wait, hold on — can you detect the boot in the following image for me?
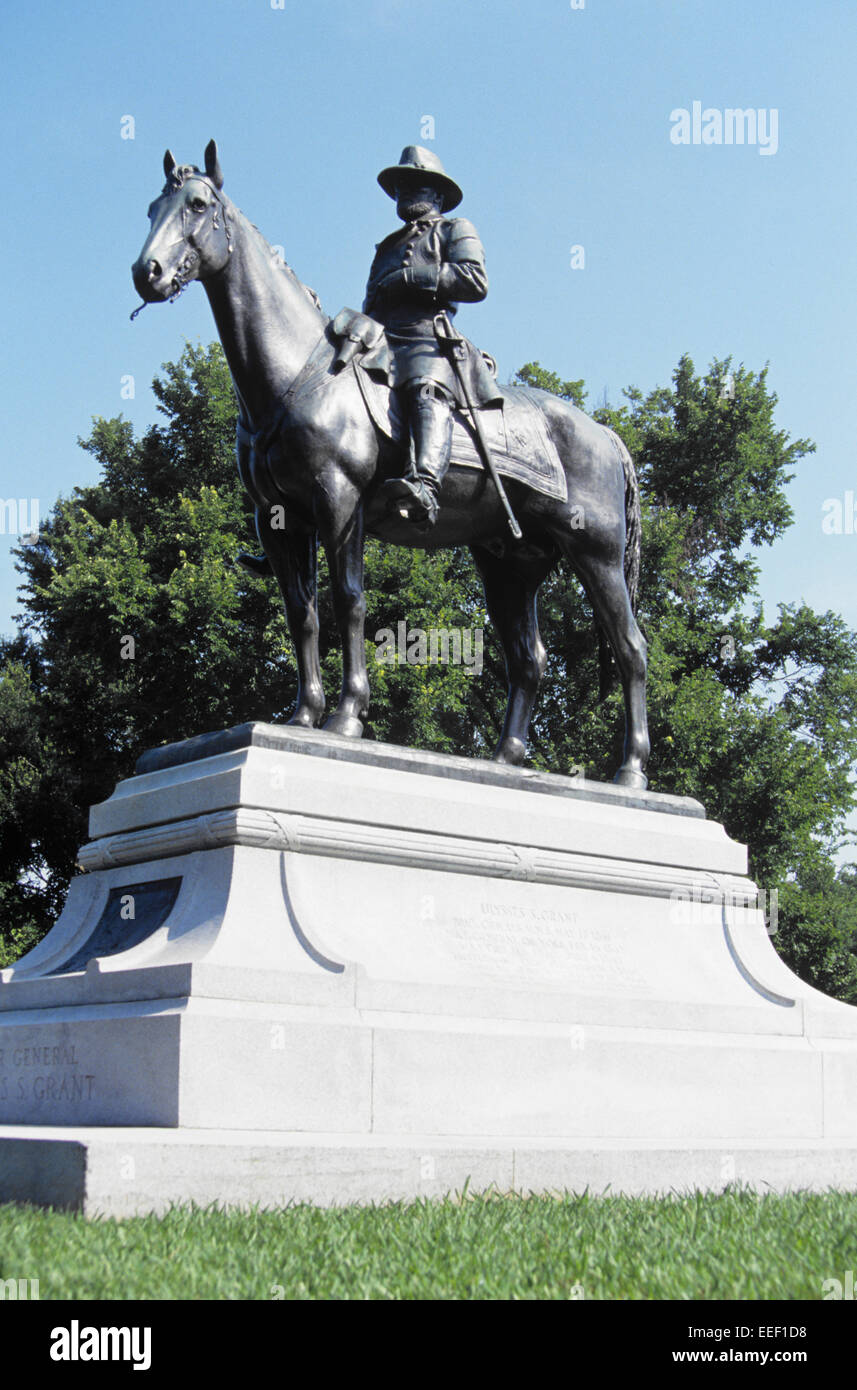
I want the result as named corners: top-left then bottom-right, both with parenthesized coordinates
top-left (378, 386), bottom-right (453, 526)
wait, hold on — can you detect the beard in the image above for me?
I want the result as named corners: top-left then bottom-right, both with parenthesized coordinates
top-left (397, 194), bottom-right (439, 222)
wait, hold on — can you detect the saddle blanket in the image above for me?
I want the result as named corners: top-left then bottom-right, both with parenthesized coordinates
top-left (355, 367), bottom-right (568, 503)
top-left (275, 325), bottom-right (568, 505)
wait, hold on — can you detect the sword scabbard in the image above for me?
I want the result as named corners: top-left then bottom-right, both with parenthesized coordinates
top-left (433, 314), bottom-right (522, 540)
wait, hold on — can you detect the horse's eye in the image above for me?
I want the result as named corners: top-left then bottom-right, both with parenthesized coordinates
top-left (190, 198), bottom-right (207, 213)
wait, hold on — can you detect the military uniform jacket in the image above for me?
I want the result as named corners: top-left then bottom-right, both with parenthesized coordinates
top-left (362, 214), bottom-right (501, 407)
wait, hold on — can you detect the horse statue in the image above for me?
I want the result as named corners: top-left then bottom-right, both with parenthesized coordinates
top-left (131, 142), bottom-right (649, 788)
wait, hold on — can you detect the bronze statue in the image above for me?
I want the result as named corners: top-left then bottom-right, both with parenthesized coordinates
top-left (131, 142), bottom-right (649, 786)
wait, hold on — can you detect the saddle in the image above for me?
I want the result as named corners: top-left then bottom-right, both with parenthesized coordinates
top-left (330, 308), bottom-right (568, 503)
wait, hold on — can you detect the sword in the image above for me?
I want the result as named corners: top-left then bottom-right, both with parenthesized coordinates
top-left (433, 312), bottom-right (522, 540)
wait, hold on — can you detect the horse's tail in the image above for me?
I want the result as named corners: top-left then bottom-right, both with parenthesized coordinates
top-left (598, 430), bottom-right (641, 700)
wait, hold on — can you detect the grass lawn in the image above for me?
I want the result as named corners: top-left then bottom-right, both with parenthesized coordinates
top-left (1, 1187), bottom-right (855, 1300)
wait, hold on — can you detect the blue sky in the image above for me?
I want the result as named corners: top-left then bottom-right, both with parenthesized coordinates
top-left (1, 0), bottom-right (855, 648)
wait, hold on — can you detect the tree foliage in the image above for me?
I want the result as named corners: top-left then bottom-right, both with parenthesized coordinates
top-left (1, 343), bottom-right (855, 997)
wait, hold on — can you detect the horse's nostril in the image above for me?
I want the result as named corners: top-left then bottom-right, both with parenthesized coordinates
top-left (147, 259), bottom-right (161, 282)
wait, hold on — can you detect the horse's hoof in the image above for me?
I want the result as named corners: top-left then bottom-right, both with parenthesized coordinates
top-left (613, 767), bottom-right (648, 791)
top-left (287, 708), bottom-right (323, 729)
top-left (323, 713), bottom-right (364, 739)
top-left (493, 737), bottom-right (526, 766)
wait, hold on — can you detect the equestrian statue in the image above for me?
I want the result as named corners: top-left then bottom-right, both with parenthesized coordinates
top-left (131, 141), bottom-right (649, 787)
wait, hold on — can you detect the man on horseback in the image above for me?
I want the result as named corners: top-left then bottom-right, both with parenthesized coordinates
top-left (132, 141), bottom-right (650, 785)
top-left (364, 146), bottom-right (501, 527)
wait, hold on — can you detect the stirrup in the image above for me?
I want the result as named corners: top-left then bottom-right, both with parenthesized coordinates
top-left (378, 476), bottom-right (421, 501)
top-left (389, 479), bottom-right (439, 525)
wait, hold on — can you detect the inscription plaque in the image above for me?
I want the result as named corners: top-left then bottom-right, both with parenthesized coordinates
top-left (429, 897), bottom-right (649, 990)
top-left (0, 1043), bottom-right (95, 1106)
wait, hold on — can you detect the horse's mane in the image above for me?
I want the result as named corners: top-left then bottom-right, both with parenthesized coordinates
top-left (164, 164), bottom-right (325, 315)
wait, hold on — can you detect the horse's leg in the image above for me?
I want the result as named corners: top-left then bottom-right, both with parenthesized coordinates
top-left (566, 550), bottom-right (649, 788)
top-left (315, 480), bottom-right (370, 738)
top-left (257, 508), bottom-right (325, 728)
top-left (471, 543), bottom-right (553, 766)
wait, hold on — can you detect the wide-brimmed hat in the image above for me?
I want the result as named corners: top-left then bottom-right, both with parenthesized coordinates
top-left (377, 146), bottom-right (462, 211)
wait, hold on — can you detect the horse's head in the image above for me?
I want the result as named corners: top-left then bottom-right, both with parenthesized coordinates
top-left (132, 141), bottom-right (232, 305)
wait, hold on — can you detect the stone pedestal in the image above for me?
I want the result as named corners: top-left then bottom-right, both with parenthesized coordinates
top-left (1, 724), bottom-right (856, 1214)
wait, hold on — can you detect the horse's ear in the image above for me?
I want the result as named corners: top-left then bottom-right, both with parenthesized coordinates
top-left (163, 149), bottom-right (177, 181)
top-left (204, 140), bottom-right (223, 190)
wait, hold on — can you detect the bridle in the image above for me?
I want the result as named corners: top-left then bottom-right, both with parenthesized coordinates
top-left (131, 172), bottom-right (233, 321)
top-left (178, 173), bottom-right (234, 256)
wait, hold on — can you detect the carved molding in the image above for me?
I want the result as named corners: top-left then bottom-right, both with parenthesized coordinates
top-left (78, 807), bottom-right (757, 906)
